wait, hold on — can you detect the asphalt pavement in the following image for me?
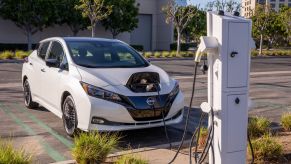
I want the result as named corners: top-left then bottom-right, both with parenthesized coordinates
top-left (0, 57), bottom-right (291, 163)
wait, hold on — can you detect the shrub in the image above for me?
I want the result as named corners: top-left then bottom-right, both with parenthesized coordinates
top-left (115, 154), bottom-right (148, 164)
top-left (251, 51), bottom-right (258, 57)
top-left (169, 51), bottom-right (177, 58)
top-left (170, 42), bottom-right (197, 51)
top-left (179, 51), bottom-right (187, 57)
top-left (0, 139), bottom-right (32, 164)
top-left (248, 117), bottom-right (271, 138)
top-left (161, 51), bottom-right (170, 58)
top-left (130, 45), bottom-right (144, 52)
top-left (248, 135), bottom-right (282, 162)
top-left (153, 52), bottom-right (161, 58)
top-left (15, 50), bottom-right (30, 59)
top-left (143, 52), bottom-right (152, 58)
top-left (72, 132), bottom-right (120, 164)
top-left (198, 127), bottom-right (208, 149)
top-left (0, 51), bottom-right (14, 59)
top-left (281, 113), bottom-right (291, 131)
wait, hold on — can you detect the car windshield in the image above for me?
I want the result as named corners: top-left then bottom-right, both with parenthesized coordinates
top-left (66, 40), bottom-right (149, 68)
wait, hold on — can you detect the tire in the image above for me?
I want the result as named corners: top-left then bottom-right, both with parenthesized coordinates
top-left (62, 95), bottom-right (79, 137)
top-left (23, 79), bottom-right (38, 109)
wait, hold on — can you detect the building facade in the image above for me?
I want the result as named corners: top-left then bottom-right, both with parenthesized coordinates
top-left (0, 0), bottom-right (174, 51)
top-left (242, 0), bottom-right (291, 17)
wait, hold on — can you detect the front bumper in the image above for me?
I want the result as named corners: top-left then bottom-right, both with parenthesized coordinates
top-left (79, 91), bottom-right (184, 131)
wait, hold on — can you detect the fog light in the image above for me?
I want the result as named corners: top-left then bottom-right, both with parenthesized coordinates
top-left (91, 117), bottom-right (105, 124)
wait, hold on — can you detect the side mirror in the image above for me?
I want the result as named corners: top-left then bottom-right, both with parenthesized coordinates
top-left (45, 59), bottom-right (59, 68)
top-left (60, 63), bottom-right (69, 70)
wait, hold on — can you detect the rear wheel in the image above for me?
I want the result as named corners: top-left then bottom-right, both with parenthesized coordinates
top-left (62, 95), bottom-right (78, 137)
top-left (23, 80), bottom-right (38, 109)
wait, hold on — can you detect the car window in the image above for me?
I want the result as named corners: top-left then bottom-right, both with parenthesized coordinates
top-left (38, 42), bottom-right (50, 60)
top-left (47, 41), bottom-right (65, 64)
top-left (60, 54), bottom-right (69, 70)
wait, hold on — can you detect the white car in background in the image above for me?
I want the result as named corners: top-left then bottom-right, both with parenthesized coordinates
top-left (22, 37), bottom-right (184, 136)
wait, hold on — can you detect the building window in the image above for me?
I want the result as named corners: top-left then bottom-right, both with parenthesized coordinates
top-left (271, 3), bottom-right (276, 8)
top-left (279, 0), bottom-right (285, 2)
top-left (289, 3), bottom-right (291, 7)
top-left (270, 0), bottom-right (276, 2)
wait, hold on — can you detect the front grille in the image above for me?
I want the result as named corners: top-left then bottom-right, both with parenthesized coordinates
top-left (128, 108), bottom-right (170, 121)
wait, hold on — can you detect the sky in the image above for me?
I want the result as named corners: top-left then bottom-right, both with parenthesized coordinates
top-left (188, 0), bottom-right (241, 9)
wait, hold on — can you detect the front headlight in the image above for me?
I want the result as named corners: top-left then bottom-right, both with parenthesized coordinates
top-left (169, 82), bottom-right (179, 97)
top-left (80, 82), bottom-right (122, 102)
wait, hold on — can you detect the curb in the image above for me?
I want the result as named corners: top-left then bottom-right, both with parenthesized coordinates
top-left (0, 59), bottom-right (24, 63)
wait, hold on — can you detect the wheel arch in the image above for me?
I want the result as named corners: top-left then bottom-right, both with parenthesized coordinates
top-left (61, 91), bottom-right (71, 111)
top-left (23, 75), bottom-right (28, 85)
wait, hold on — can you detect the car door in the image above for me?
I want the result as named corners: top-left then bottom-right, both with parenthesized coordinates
top-left (31, 41), bottom-right (51, 99)
top-left (41, 41), bottom-right (67, 111)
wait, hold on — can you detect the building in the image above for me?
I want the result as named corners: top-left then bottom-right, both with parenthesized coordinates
top-left (242, 0), bottom-right (291, 17)
top-left (0, 0), bottom-right (174, 51)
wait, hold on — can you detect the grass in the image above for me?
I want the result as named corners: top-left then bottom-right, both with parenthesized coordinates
top-left (153, 52), bottom-right (161, 58)
top-left (143, 52), bottom-right (152, 58)
top-left (248, 116), bottom-right (271, 139)
top-left (198, 127), bottom-right (208, 149)
top-left (0, 138), bottom-right (32, 164)
top-left (161, 51), bottom-right (170, 58)
top-left (281, 113), bottom-right (291, 131)
top-left (115, 154), bottom-right (148, 164)
top-left (15, 50), bottom-right (31, 59)
top-left (72, 131), bottom-right (120, 164)
top-left (251, 49), bottom-right (291, 57)
top-left (248, 135), bottom-right (283, 162)
top-left (0, 50), bottom-right (14, 59)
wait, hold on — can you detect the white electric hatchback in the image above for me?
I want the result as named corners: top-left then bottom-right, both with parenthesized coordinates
top-left (22, 37), bottom-right (184, 136)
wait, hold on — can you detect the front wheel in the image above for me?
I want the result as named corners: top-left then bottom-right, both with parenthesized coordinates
top-left (23, 79), bottom-right (38, 109)
top-left (62, 95), bottom-right (79, 137)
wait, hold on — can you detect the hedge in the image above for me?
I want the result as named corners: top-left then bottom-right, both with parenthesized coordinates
top-left (170, 42), bottom-right (197, 51)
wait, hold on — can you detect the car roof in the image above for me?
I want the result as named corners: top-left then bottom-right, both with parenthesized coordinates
top-left (40, 37), bottom-right (122, 43)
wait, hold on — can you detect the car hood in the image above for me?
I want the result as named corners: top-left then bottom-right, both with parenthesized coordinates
top-left (76, 65), bottom-right (172, 87)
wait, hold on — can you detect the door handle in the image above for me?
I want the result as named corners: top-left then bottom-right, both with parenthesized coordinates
top-left (41, 68), bottom-right (46, 72)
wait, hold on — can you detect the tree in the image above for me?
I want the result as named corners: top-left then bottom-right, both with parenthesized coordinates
top-left (76, 0), bottom-right (112, 37)
top-left (182, 7), bottom-right (206, 43)
top-left (279, 7), bottom-right (291, 46)
top-left (251, 4), bottom-right (273, 54)
top-left (162, 0), bottom-right (198, 55)
top-left (264, 11), bottom-right (286, 48)
top-left (57, 0), bottom-right (90, 36)
top-left (101, 0), bottom-right (139, 39)
top-left (206, 0), bottom-right (240, 13)
top-left (0, 0), bottom-right (56, 50)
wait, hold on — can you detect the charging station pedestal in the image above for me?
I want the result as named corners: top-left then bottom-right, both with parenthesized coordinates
top-left (204, 12), bottom-right (254, 164)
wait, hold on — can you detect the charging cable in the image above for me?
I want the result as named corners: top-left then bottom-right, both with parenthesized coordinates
top-left (169, 62), bottom-right (199, 164)
top-left (154, 83), bottom-right (172, 149)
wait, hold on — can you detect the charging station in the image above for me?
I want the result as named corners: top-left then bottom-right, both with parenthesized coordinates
top-left (194, 11), bottom-right (255, 164)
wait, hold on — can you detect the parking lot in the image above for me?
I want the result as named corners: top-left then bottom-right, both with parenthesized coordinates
top-left (0, 57), bottom-right (291, 163)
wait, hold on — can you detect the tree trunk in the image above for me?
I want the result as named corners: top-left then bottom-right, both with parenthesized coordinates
top-left (91, 21), bottom-right (95, 37)
top-left (259, 34), bottom-right (263, 55)
top-left (177, 30), bottom-right (181, 56)
top-left (27, 31), bottom-right (32, 51)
